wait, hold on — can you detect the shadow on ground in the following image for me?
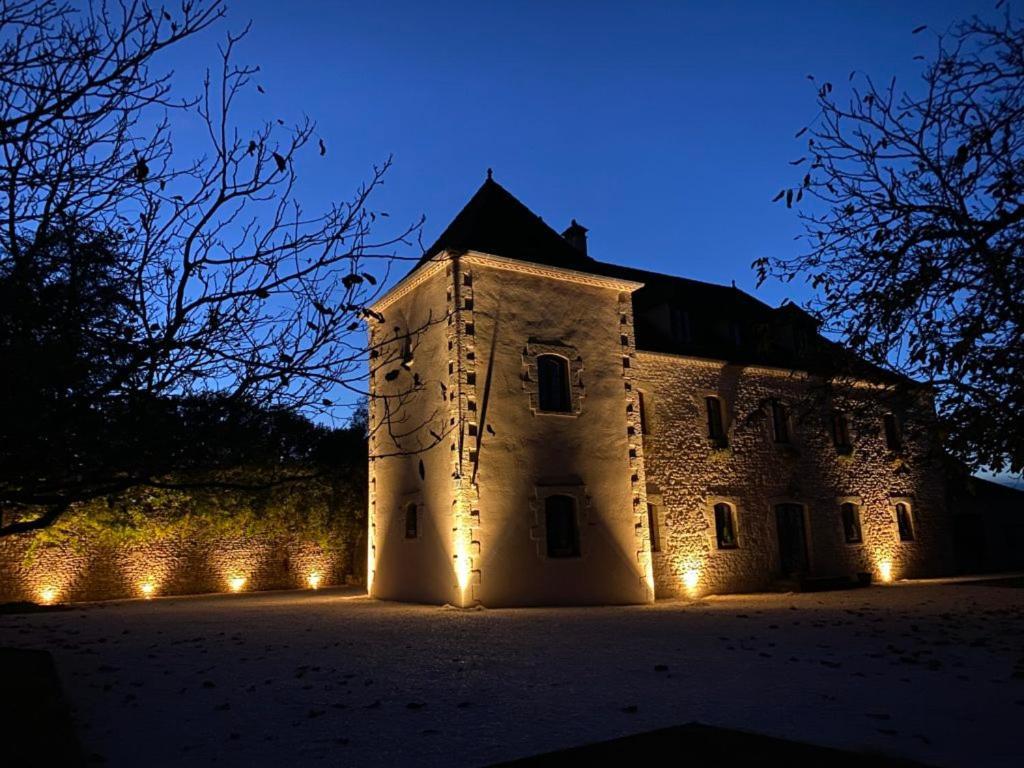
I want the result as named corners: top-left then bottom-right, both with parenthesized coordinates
top-left (495, 722), bottom-right (932, 767)
top-left (0, 647), bottom-right (84, 767)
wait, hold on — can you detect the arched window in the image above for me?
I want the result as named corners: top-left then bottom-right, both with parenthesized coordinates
top-left (895, 502), bottom-right (914, 541)
top-left (404, 503), bottom-right (418, 539)
top-left (714, 502), bottom-right (738, 549)
top-left (544, 494), bottom-right (580, 558)
top-left (537, 354), bottom-right (571, 413)
top-left (841, 502), bottom-right (862, 544)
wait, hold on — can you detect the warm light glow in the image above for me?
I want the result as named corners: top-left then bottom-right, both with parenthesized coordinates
top-left (140, 582), bottom-right (155, 598)
top-left (878, 561), bottom-right (893, 583)
top-left (683, 568), bottom-right (700, 592)
top-left (39, 586), bottom-right (57, 605)
top-left (307, 572), bottom-right (322, 590)
top-left (229, 576), bottom-right (247, 593)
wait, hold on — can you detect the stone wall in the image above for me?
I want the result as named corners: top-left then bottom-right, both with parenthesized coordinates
top-left (0, 514), bottom-right (361, 605)
top-left (635, 351), bottom-right (953, 597)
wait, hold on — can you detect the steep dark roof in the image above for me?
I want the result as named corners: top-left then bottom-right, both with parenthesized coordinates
top-left (414, 176), bottom-right (909, 382)
top-left (419, 176), bottom-right (595, 271)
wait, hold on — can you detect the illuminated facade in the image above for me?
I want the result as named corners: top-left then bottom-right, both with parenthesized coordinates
top-left (367, 178), bottom-right (952, 606)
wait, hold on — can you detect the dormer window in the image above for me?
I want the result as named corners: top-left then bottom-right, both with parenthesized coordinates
top-left (537, 354), bottom-right (571, 413)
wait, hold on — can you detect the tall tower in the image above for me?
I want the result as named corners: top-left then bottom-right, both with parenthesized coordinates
top-left (367, 177), bottom-right (655, 606)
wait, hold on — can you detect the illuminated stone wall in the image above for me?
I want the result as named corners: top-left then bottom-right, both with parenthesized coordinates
top-left (0, 521), bottom-right (357, 605)
top-left (635, 351), bottom-right (953, 597)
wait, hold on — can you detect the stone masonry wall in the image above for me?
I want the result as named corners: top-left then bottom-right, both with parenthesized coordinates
top-left (635, 351), bottom-right (953, 598)
top-left (0, 521), bottom-right (356, 605)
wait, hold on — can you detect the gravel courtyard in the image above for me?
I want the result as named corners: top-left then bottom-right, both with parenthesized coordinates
top-left (2, 579), bottom-right (1023, 767)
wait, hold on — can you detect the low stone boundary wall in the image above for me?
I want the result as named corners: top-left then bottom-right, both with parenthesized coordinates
top-left (0, 527), bottom-right (362, 604)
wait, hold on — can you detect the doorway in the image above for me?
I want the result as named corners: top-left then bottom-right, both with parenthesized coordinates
top-left (775, 503), bottom-right (809, 576)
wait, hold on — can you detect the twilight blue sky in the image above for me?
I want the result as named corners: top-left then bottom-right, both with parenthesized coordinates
top-left (162, 0), bottom-right (995, 307)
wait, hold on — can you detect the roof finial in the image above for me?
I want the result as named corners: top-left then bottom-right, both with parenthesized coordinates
top-left (486, 167), bottom-right (493, 181)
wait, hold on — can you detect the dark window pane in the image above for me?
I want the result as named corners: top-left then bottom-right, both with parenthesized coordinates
top-left (537, 355), bottom-right (571, 412)
top-left (545, 495), bottom-right (580, 557)
top-left (706, 397), bottom-right (726, 443)
top-left (771, 400), bottom-right (789, 443)
top-left (883, 414), bottom-right (902, 451)
top-left (405, 504), bottom-right (418, 539)
top-left (646, 503), bottom-right (660, 552)
top-left (896, 503), bottom-right (914, 541)
top-left (714, 503), bottom-right (737, 549)
top-left (841, 502), bottom-right (862, 543)
top-left (832, 412), bottom-right (851, 451)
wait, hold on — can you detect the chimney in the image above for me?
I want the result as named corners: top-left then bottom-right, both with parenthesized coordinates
top-left (562, 219), bottom-right (588, 256)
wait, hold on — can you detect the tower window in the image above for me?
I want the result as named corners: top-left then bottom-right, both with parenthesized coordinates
top-left (895, 502), bottom-right (914, 541)
top-left (706, 396), bottom-right (726, 444)
top-left (841, 502), bottom-right (862, 544)
top-left (537, 354), bottom-right (571, 413)
top-left (770, 400), bottom-right (790, 444)
top-left (404, 503), bottom-right (418, 539)
top-left (545, 495), bottom-right (580, 558)
top-left (714, 502), bottom-right (738, 549)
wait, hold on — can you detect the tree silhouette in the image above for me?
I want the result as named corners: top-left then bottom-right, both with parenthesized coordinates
top-left (0, 1), bottom-right (430, 534)
top-left (758, 9), bottom-right (1024, 477)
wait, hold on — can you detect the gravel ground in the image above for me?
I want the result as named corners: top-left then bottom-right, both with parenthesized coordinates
top-left (2, 579), bottom-right (1022, 767)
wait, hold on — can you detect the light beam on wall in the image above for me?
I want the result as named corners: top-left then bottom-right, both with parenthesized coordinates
top-left (683, 568), bottom-right (700, 593)
top-left (140, 581), bottom-right (156, 599)
top-left (878, 560), bottom-right (893, 583)
top-left (39, 586), bottom-right (58, 605)
top-left (307, 572), bottom-right (322, 590)
top-left (229, 576), bottom-right (247, 593)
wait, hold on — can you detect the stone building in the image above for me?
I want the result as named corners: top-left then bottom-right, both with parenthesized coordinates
top-left (367, 176), bottom-right (953, 606)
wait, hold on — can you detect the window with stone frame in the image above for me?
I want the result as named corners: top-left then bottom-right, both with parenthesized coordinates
top-left (840, 502), bottom-right (862, 544)
top-left (714, 502), bottom-right (738, 549)
top-left (831, 412), bottom-right (852, 453)
top-left (706, 396), bottom-right (727, 445)
top-left (895, 502), bottom-right (914, 541)
top-left (545, 494), bottom-right (580, 558)
top-left (523, 342), bottom-right (583, 415)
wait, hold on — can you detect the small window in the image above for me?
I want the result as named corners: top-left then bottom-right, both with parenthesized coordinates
top-left (714, 502), bottom-right (738, 549)
top-left (404, 503), bottom-right (418, 539)
top-left (638, 391), bottom-right (650, 435)
top-left (770, 400), bottom-right (790, 444)
top-left (883, 413), bottom-right (902, 451)
top-left (895, 502), bottom-right (914, 541)
top-left (537, 354), bottom-right (571, 413)
top-left (841, 502), bottom-right (862, 544)
top-left (646, 503), bottom-right (661, 552)
top-left (831, 412), bottom-right (852, 452)
top-left (670, 306), bottom-right (691, 344)
top-left (545, 495), bottom-right (580, 558)
top-left (706, 396), bottom-right (726, 444)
